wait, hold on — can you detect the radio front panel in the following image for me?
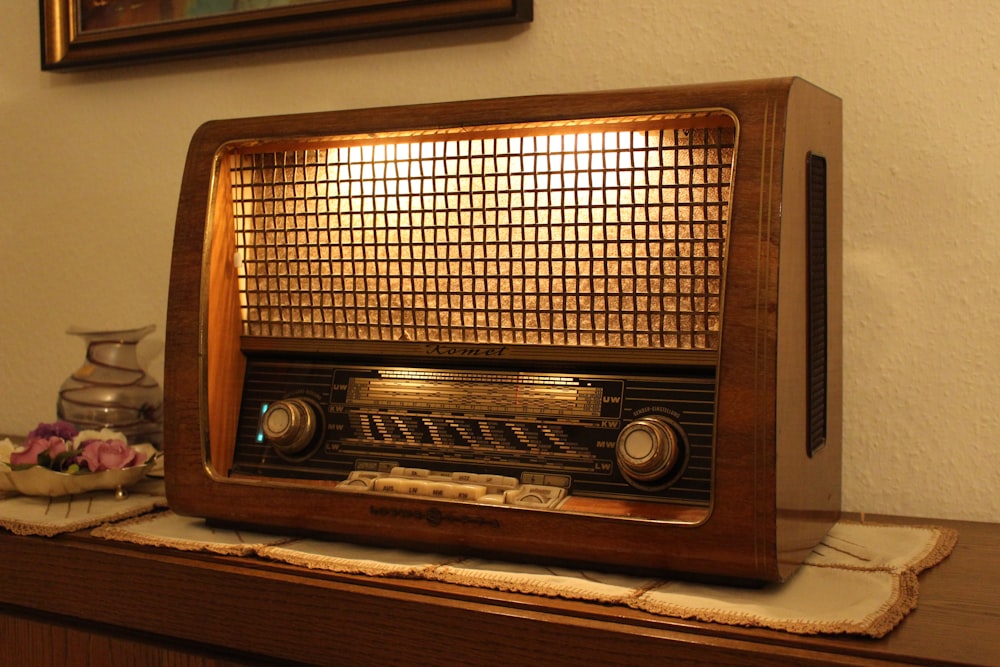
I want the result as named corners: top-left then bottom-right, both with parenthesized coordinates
top-left (220, 110), bottom-right (732, 522)
top-left (229, 359), bottom-right (715, 519)
top-left (165, 78), bottom-right (842, 582)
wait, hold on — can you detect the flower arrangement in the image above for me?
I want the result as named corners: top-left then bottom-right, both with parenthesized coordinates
top-left (1, 420), bottom-right (151, 474)
top-left (0, 421), bottom-right (157, 497)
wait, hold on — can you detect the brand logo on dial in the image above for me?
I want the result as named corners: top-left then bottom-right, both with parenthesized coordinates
top-left (369, 505), bottom-right (501, 529)
top-left (425, 344), bottom-right (508, 357)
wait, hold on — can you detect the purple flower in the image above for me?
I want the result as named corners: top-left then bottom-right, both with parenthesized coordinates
top-left (25, 420), bottom-right (78, 441)
top-left (76, 439), bottom-right (146, 472)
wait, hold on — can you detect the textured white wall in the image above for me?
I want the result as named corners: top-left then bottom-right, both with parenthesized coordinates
top-left (2, 1), bottom-right (998, 521)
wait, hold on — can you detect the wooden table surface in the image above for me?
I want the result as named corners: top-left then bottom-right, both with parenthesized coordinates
top-left (0, 513), bottom-right (997, 666)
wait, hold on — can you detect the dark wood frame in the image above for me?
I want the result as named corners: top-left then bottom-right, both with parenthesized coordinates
top-left (39, 0), bottom-right (532, 71)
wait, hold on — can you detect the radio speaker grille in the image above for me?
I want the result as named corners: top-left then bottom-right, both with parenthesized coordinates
top-left (227, 114), bottom-right (736, 350)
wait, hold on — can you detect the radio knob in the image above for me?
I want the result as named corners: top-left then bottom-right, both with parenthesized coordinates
top-left (261, 397), bottom-right (317, 456)
top-left (615, 417), bottom-right (680, 483)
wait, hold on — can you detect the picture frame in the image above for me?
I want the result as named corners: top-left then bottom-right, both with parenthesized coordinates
top-left (40, 0), bottom-right (532, 71)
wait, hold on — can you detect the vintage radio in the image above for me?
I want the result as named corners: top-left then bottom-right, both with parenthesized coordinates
top-left (165, 77), bottom-right (842, 583)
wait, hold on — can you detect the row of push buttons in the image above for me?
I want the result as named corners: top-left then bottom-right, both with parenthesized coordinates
top-left (334, 466), bottom-right (567, 509)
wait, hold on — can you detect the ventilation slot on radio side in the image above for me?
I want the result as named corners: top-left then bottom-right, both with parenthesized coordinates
top-left (806, 153), bottom-right (828, 456)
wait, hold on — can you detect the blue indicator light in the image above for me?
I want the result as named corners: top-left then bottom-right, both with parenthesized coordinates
top-left (256, 403), bottom-right (269, 443)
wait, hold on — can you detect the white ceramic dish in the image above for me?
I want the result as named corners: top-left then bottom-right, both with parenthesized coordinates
top-left (3, 461), bottom-right (154, 497)
top-left (0, 469), bottom-right (15, 493)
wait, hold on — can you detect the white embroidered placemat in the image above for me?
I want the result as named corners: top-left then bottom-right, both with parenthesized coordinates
top-left (90, 512), bottom-right (957, 638)
top-left (0, 479), bottom-right (167, 537)
top-left (92, 510), bottom-right (291, 555)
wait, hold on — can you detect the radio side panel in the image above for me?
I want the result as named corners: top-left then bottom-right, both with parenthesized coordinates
top-left (773, 80), bottom-right (843, 578)
top-left (709, 81), bottom-right (791, 581)
top-left (165, 128), bottom-right (221, 511)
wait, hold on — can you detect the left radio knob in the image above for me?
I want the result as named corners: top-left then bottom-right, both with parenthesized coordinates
top-left (261, 397), bottom-right (317, 456)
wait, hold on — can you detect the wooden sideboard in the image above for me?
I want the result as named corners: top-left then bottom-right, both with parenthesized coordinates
top-left (0, 514), bottom-right (997, 666)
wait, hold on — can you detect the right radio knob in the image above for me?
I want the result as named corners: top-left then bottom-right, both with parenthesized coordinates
top-left (615, 417), bottom-right (681, 483)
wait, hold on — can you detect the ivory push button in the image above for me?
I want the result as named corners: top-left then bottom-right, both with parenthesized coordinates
top-left (335, 466), bottom-right (567, 508)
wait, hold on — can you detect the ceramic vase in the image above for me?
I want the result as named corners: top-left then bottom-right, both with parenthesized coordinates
top-left (56, 324), bottom-right (163, 449)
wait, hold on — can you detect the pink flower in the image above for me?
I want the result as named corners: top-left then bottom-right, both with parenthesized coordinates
top-left (76, 439), bottom-right (146, 472)
top-left (10, 436), bottom-right (68, 466)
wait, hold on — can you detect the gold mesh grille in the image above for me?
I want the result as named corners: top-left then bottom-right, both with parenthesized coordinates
top-left (229, 113), bottom-right (736, 349)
